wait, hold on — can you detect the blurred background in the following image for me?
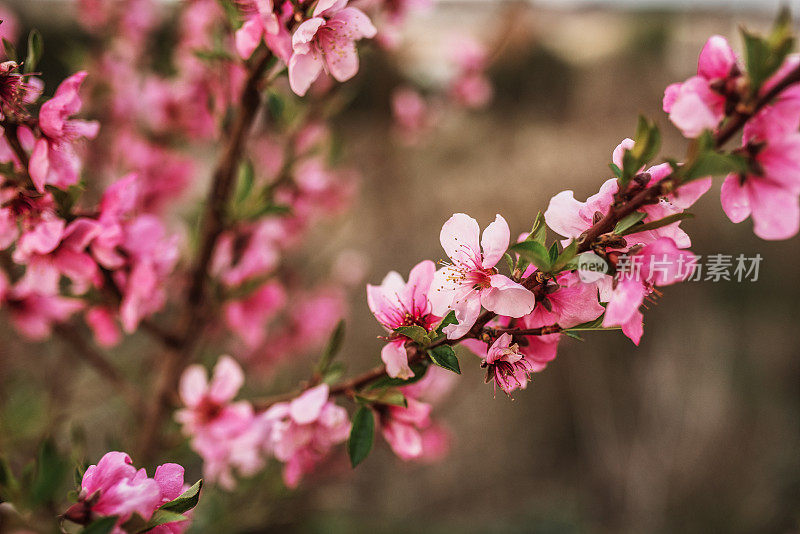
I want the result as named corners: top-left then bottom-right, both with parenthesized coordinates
top-left (1, 0), bottom-right (799, 533)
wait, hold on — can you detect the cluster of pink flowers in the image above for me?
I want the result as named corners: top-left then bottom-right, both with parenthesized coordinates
top-left (665, 36), bottom-right (800, 239)
top-left (63, 451), bottom-right (190, 532)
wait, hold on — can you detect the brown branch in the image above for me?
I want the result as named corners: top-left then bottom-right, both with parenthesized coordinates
top-left (136, 50), bottom-right (273, 460)
top-left (252, 59), bottom-right (800, 414)
top-left (715, 62), bottom-right (800, 149)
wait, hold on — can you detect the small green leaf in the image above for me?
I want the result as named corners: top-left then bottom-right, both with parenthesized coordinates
top-left (235, 160), bottom-right (255, 203)
top-left (433, 311), bottom-right (458, 338)
top-left (741, 11), bottom-right (794, 93)
top-left (368, 362), bottom-right (429, 389)
top-left (355, 389), bottom-right (407, 407)
top-left (684, 151), bottom-right (748, 181)
top-left (510, 241), bottom-right (551, 271)
top-left (394, 325), bottom-right (429, 345)
top-left (316, 320), bottom-right (345, 374)
top-left (503, 252), bottom-right (515, 273)
top-left (427, 345), bottom-right (460, 374)
top-left (528, 211), bottom-right (547, 245)
top-left (159, 480), bottom-right (202, 514)
top-left (24, 29), bottom-right (43, 74)
top-left (79, 516), bottom-right (119, 534)
top-left (613, 212), bottom-right (646, 235)
top-left (31, 438), bottom-right (67, 505)
top-left (143, 510), bottom-right (188, 531)
top-left (617, 213), bottom-right (694, 236)
top-left (548, 242), bottom-right (559, 264)
top-left (347, 406), bottom-right (375, 468)
top-left (551, 240), bottom-right (578, 272)
top-left (609, 163), bottom-right (623, 178)
top-left (3, 38), bottom-right (16, 62)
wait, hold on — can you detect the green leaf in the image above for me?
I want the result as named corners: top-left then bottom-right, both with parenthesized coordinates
top-left (609, 163), bottom-right (623, 178)
top-left (620, 116), bottom-right (661, 186)
top-left (510, 241), bottom-right (551, 271)
top-left (347, 406), bottom-right (375, 468)
top-left (632, 116), bottom-right (661, 164)
top-left (617, 213), bottom-right (694, 236)
top-left (741, 10), bottom-right (794, 93)
top-left (143, 510), bottom-right (188, 531)
top-left (355, 389), bottom-right (407, 407)
top-left (433, 311), bottom-right (458, 338)
top-left (159, 480), bottom-right (202, 514)
top-left (566, 315), bottom-right (605, 330)
top-left (528, 211), bottom-right (547, 245)
top-left (316, 320), bottom-right (345, 374)
top-left (368, 362), bottom-right (429, 389)
top-left (235, 160), bottom-right (255, 203)
top-left (551, 240), bottom-right (578, 272)
top-left (79, 516), bottom-right (119, 534)
top-left (613, 212), bottom-right (646, 235)
top-left (31, 438), bottom-right (67, 505)
top-left (548, 242), bottom-right (559, 264)
top-left (24, 30), bottom-right (43, 74)
top-left (394, 325), bottom-right (429, 345)
top-left (503, 252), bottom-right (515, 273)
top-left (2, 38), bottom-right (16, 62)
top-left (427, 345), bottom-right (460, 374)
top-left (683, 151), bottom-right (748, 181)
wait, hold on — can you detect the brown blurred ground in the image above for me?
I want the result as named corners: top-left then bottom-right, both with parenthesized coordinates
top-left (1, 3), bottom-right (799, 533)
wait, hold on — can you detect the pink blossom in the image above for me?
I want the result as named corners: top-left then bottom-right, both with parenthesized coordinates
top-left (263, 384), bottom-right (350, 488)
top-left (224, 281), bottom-right (287, 348)
top-left (2, 284), bottom-right (83, 340)
top-left (29, 71), bottom-right (99, 192)
top-left (235, 0), bottom-right (280, 59)
top-left (177, 356), bottom-right (269, 489)
top-left (14, 218), bottom-right (101, 296)
top-left (212, 219), bottom-right (283, 288)
top-left (379, 397), bottom-right (433, 460)
top-left (391, 87), bottom-right (435, 143)
top-left (663, 36), bottom-right (738, 138)
top-left (368, 260), bottom-right (439, 379)
top-left (602, 237), bottom-right (696, 344)
top-left (545, 179), bottom-right (618, 244)
top-left (429, 214), bottom-right (535, 339)
top-left (720, 83), bottom-right (800, 240)
top-left (478, 332), bottom-right (536, 395)
top-left (86, 306), bottom-right (122, 348)
top-left (64, 452), bottom-right (189, 532)
top-left (288, 0), bottom-right (377, 96)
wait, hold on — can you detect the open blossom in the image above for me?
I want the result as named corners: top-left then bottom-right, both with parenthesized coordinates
top-left (367, 260), bottom-right (439, 379)
top-left (63, 452), bottom-right (189, 532)
top-left (720, 64), bottom-right (800, 240)
top-left (663, 35), bottom-right (739, 138)
top-left (287, 0), bottom-right (377, 96)
top-left (177, 356), bottom-right (269, 489)
top-left (429, 214), bottom-right (535, 339)
top-left (263, 384), bottom-right (350, 488)
top-left (479, 332), bottom-right (535, 395)
top-left (29, 71), bottom-right (99, 192)
top-left (602, 237), bottom-right (696, 344)
top-left (447, 35), bottom-right (492, 109)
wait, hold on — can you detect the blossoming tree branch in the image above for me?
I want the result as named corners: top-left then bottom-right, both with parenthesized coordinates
top-left (0, 0), bottom-right (798, 531)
